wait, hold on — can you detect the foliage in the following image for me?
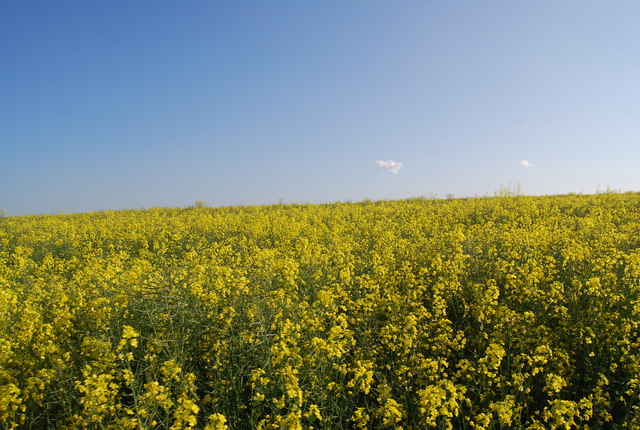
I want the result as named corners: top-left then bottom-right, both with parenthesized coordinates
top-left (1, 193), bottom-right (640, 428)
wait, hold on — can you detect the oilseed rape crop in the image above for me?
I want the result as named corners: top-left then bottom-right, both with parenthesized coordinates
top-left (1, 193), bottom-right (640, 429)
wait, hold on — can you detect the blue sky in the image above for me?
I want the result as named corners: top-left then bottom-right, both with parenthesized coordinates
top-left (1, 1), bottom-right (639, 215)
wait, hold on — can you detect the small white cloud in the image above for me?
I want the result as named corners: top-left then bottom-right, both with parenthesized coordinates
top-left (375, 160), bottom-right (403, 174)
top-left (520, 160), bottom-right (535, 168)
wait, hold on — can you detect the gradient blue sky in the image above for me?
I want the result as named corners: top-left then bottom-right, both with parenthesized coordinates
top-left (2, 1), bottom-right (639, 215)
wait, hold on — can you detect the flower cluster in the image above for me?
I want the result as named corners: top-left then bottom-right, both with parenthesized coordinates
top-left (1, 193), bottom-right (639, 428)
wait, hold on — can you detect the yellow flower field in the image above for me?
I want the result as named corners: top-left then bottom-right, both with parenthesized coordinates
top-left (1, 193), bottom-right (639, 428)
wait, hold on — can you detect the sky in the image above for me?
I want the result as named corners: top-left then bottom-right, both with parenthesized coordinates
top-left (1, 1), bottom-right (639, 216)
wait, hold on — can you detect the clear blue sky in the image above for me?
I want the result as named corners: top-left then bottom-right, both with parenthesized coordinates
top-left (2, 1), bottom-right (639, 215)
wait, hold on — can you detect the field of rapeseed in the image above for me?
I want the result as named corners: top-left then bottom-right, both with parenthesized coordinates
top-left (1, 193), bottom-right (640, 429)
